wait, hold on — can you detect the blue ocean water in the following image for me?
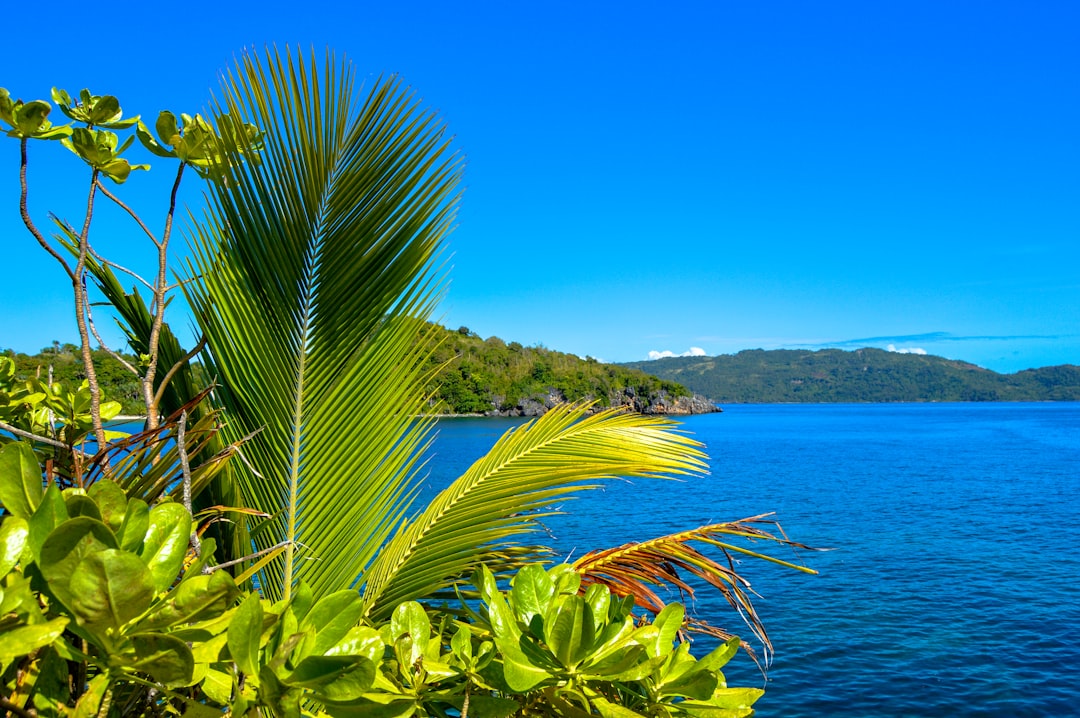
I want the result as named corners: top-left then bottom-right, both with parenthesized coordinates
top-left (418, 403), bottom-right (1080, 717)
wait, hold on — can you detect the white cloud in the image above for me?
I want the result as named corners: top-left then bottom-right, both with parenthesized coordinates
top-left (647, 347), bottom-right (706, 360)
top-left (886, 344), bottom-right (927, 355)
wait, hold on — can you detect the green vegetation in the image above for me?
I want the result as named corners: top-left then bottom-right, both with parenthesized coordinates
top-left (419, 324), bottom-right (692, 414)
top-left (2, 343), bottom-right (144, 414)
top-left (0, 50), bottom-right (812, 716)
top-left (622, 348), bottom-right (1080, 403)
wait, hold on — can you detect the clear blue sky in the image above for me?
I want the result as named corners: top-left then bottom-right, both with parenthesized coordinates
top-left (2, 1), bottom-right (1077, 373)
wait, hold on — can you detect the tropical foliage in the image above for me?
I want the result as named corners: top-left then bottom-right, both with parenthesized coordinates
top-left (0, 47), bottom-right (814, 716)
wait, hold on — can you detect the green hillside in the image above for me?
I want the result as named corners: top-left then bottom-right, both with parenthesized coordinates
top-left (417, 324), bottom-right (701, 414)
top-left (621, 348), bottom-right (1080, 403)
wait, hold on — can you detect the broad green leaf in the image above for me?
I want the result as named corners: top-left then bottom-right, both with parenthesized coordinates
top-left (286, 654), bottom-right (375, 700)
top-left (511, 563), bottom-right (554, 627)
top-left (137, 570), bottom-right (237, 631)
top-left (0, 617), bottom-right (68, 669)
top-left (27, 485), bottom-right (67, 560)
top-left (116, 498), bottom-right (149, 552)
top-left (128, 632), bottom-right (195, 687)
top-left (140, 502), bottom-right (192, 593)
top-left (301, 589), bottom-right (364, 656)
top-left (546, 596), bottom-right (593, 668)
top-left (38, 517), bottom-right (118, 612)
top-left (320, 696), bottom-right (416, 718)
top-left (648, 603), bottom-right (685, 658)
top-left (659, 665), bottom-right (719, 701)
top-left (68, 549), bottom-right (156, 631)
top-left (389, 601), bottom-right (430, 670)
top-left (497, 646), bottom-right (552, 693)
top-left (63, 493), bottom-right (102, 521)
top-left (0, 441), bottom-right (41, 519)
top-left (452, 695), bottom-right (521, 718)
top-left (324, 625), bottom-right (384, 663)
top-left (228, 592), bottom-right (263, 676)
top-left (87, 481), bottom-right (128, 532)
top-left (696, 636), bottom-right (741, 673)
top-left (0, 516), bottom-right (28, 577)
top-left (72, 673), bottom-right (109, 718)
top-left (592, 696), bottom-right (646, 718)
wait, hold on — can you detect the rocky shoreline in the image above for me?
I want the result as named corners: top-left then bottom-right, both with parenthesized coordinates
top-left (477, 388), bottom-right (720, 418)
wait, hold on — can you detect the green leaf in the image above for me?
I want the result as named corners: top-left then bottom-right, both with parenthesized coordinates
top-left (155, 110), bottom-right (179, 145)
top-left (0, 516), bottom-right (29, 578)
top-left (228, 592), bottom-right (263, 676)
top-left (286, 654), bottom-right (375, 700)
top-left (0, 617), bottom-right (68, 669)
top-left (137, 570), bottom-right (237, 631)
top-left (28, 485), bottom-right (67, 560)
top-left (64, 492), bottom-right (102, 521)
top-left (68, 549), bottom-right (156, 631)
top-left (38, 517), bottom-right (118, 612)
top-left (546, 596), bottom-right (593, 668)
top-left (389, 601), bottom-right (430, 669)
top-left (72, 673), bottom-right (109, 718)
top-left (140, 502), bottom-right (192, 593)
top-left (128, 632), bottom-right (195, 687)
top-left (301, 589), bottom-right (364, 655)
top-left (324, 625), bottom-right (384, 663)
top-left (116, 498), bottom-right (149, 552)
top-left (511, 563), bottom-right (554, 627)
top-left (87, 481), bottom-right (128, 532)
top-left (0, 441), bottom-right (42, 519)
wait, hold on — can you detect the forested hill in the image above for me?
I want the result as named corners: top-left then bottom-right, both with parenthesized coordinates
top-left (620, 348), bottom-right (1080, 403)
top-left (417, 324), bottom-right (715, 415)
top-left (3, 330), bottom-right (717, 417)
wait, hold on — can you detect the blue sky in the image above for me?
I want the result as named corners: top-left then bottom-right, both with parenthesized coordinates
top-left (2, 1), bottom-right (1077, 373)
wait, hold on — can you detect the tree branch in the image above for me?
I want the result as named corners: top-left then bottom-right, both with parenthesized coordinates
top-left (0, 420), bottom-right (86, 453)
top-left (86, 300), bottom-right (140, 376)
top-left (95, 178), bottom-right (161, 247)
top-left (19, 138), bottom-right (74, 280)
top-left (152, 335), bottom-right (207, 409)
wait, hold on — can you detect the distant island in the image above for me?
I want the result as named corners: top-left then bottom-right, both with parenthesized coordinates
top-left (620, 348), bottom-right (1080, 403)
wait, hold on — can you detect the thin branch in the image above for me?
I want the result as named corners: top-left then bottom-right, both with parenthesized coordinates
top-left (95, 178), bottom-right (161, 247)
top-left (85, 300), bottom-right (140, 376)
top-left (207, 541), bottom-right (291, 573)
top-left (0, 695), bottom-right (38, 718)
top-left (152, 335), bottom-right (208, 408)
top-left (71, 168), bottom-right (109, 457)
top-left (177, 410), bottom-right (202, 558)
top-left (141, 162), bottom-right (186, 430)
top-left (87, 245), bottom-right (155, 292)
top-left (19, 138), bottom-right (75, 279)
top-left (0, 420), bottom-right (85, 453)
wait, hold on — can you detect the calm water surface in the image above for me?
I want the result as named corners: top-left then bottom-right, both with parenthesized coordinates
top-left (419, 403), bottom-right (1080, 717)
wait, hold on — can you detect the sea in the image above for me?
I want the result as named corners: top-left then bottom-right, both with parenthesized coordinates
top-left (417, 403), bottom-right (1080, 718)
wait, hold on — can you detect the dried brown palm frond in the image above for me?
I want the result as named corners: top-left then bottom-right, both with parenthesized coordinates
top-left (84, 389), bottom-right (241, 502)
top-left (571, 513), bottom-right (819, 666)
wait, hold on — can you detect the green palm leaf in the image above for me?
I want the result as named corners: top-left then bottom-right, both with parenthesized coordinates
top-left (185, 48), bottom-right (460, 602)
top-left (360, 404), bottom-right (708, 619)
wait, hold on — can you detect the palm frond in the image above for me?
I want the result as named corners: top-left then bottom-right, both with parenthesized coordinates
top-left (360, 404), bottom-right (708, 620)
top-left (571, 514), bottom-right (819, 665)
top-left (85, 393), bottom-right (238, 503)
top-left (185, 47), bottom-right (460, 602)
